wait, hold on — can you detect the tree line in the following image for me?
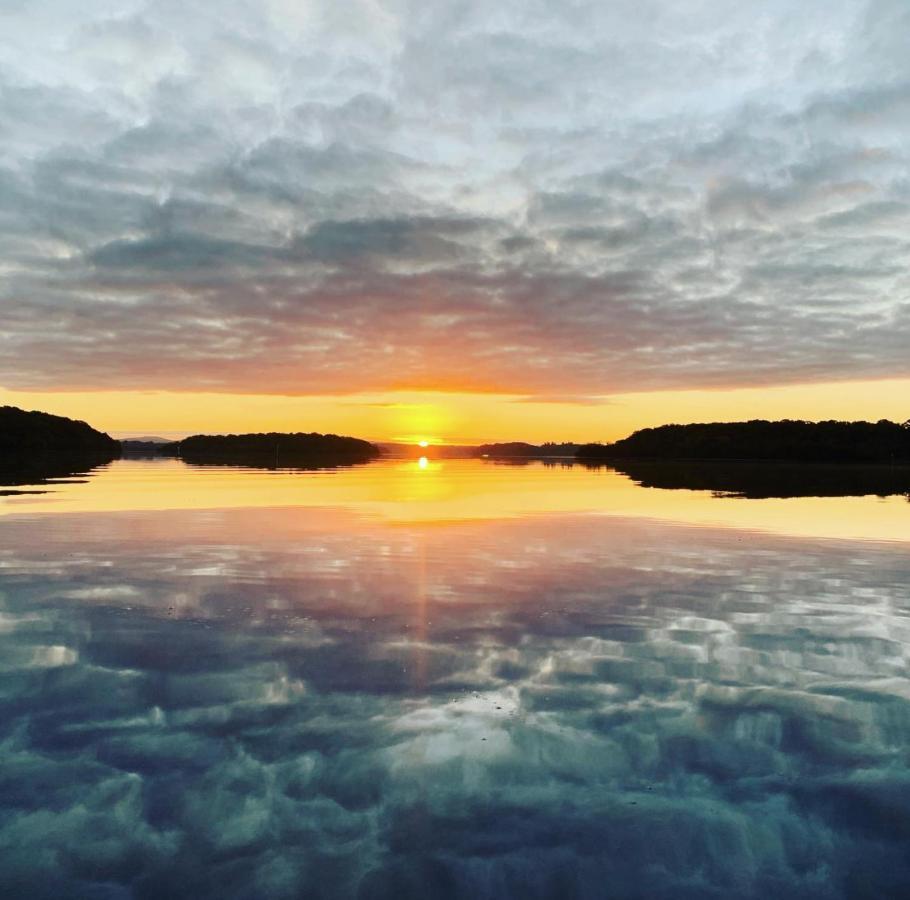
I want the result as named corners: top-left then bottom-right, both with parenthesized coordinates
top-left (576, 419), bottom-right (910, 464)
top-left (161, 432), bottom-right (381, 467)
top-left (0, 406), bottom-right (120, 463)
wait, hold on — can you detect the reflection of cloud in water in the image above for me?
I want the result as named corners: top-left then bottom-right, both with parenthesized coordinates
top-left (1, 510), bottom-right (910, 897)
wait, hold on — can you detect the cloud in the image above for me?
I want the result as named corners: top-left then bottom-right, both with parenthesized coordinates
top-left (511, 394), bottom-right (614, 406)
top-left (1, 0), bottom-right (910, 396)
top-left (2, 509), bottom-right (910, 897)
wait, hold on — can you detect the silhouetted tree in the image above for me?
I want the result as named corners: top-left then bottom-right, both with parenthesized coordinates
top-left (0, 406), bottom-right (121, 488)
top-left (475, 442), bottom-right (579, 458)
top-left (163, 432), bottom-right (381, 468)
top-left (576, 419), bottom-right (910, 464)
top-left (0, 406), bottom-right (120, 463)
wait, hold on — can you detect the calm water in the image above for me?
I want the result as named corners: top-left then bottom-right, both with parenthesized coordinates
top-left (1, 458), bottom-right (909, 899)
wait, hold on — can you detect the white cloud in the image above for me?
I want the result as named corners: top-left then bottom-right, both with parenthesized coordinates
top-left (0, 0), bottom-right (908, 396)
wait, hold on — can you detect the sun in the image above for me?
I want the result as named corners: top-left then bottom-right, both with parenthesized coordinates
top-left (418, 440), bottom-right (429, 448)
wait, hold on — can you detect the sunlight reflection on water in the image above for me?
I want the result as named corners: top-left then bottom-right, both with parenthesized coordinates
top-left (2, 457), bottom-right (910, 543)
top-left (0, 461), bottom-right (909, 898)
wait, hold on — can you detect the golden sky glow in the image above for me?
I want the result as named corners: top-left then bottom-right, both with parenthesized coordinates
top-left (2, 377), bottom-right (909, 445)
top-left (4, 2), bottom-right (910, 434)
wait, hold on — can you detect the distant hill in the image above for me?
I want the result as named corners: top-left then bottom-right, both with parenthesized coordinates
top-left (0, 406), bottom-right (120, 465)
top-left (121, 439), bottom-right (172, 453)
top-left (378, 443), bottom-right (478, 459)
top-left (162, 432), bottom-right (381, 468)
top-left (577, 419), bottom-right (910, 464)
top-left (476, 442), bottom-right (580, 459)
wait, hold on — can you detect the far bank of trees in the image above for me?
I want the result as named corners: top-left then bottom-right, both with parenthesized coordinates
top-left (161, 432), bottom-right (381, 468)
top-left (577, 420), bottom-right (910, 464)
top-left (475, 442), bottom-right (579, 458)
top-left (0, 406), bottom-right (120, 464)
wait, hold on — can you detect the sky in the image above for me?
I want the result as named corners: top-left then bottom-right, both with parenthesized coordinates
top-left (1, 0), bottom-right (909, 442)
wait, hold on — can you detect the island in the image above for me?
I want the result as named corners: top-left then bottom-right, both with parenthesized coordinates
top-left (0, 406), bottom-right (122, 491)
top-left (576, 419), bottom-right (910, 464)
top-left (159, 432), bottom-right (381, 468)
top-left (475, 441), bottom-right (580, 460)
top-left (120, 437), bottom-right (171, 453)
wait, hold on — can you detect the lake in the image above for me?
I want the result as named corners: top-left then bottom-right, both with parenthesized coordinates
top-left (1, 457), bottom-right (909, 898)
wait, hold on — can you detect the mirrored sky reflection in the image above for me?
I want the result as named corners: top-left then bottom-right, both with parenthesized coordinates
top-left (1, 460), bottom-right (910, 898)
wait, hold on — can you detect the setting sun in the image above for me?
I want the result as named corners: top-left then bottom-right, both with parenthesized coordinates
top-left (3, 2), bottom-right (910, 894)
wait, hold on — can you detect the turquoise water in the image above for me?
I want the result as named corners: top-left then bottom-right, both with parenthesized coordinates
top-left (1, 459), bottom-right (909, 898)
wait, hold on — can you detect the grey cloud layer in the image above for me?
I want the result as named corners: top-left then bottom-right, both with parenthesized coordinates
top-left (2, 0), bottom-right (909, 395)
top-left (2, 509), bottom-right (910, 897)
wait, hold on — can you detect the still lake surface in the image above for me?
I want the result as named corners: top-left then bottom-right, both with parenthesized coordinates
top-left (1, 457), bottom-right (909, 898)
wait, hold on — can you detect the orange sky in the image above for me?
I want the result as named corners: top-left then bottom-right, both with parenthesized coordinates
top-left (5, 2), bottom-right (910, 448)
top-left (2, 377), bottom-right (908, 444)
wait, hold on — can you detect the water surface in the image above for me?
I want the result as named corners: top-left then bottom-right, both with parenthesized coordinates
top-left (1, 459), bottom-right (909, 898)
